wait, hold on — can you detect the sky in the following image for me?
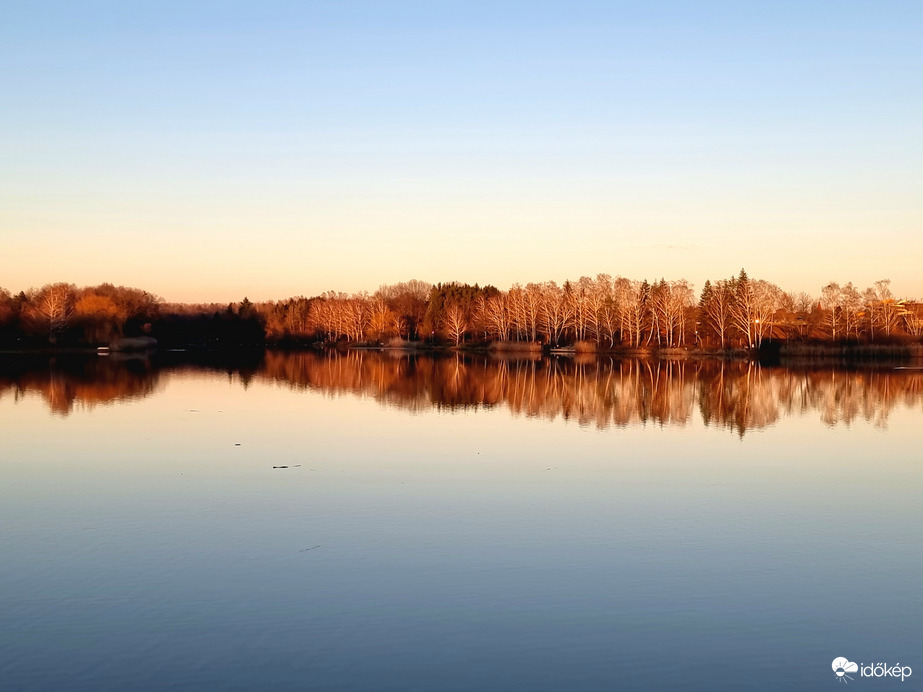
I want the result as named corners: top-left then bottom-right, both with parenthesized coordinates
top-left (1, 0), bottom-right (921, 303)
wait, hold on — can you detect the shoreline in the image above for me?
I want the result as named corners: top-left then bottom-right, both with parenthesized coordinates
top-left (2, 341), bottom-right (921, 363)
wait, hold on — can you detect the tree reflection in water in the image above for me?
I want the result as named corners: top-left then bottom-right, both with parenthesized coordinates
top-left (2, 351), bottom-right (921, 435)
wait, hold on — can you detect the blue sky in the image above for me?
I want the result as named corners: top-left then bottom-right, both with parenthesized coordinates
top-left (2, 1), bottom-right (921, 301)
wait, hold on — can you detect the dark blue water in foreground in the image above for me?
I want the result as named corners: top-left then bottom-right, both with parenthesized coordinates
top-left (1, 353), bottom-right (920, 690)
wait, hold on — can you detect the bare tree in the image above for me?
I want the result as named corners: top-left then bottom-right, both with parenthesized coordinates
top-left (481, 293), bottom-right (509, 341)
top-left (902, 302), bottom-right (923, 337)
top-left (703, 279), bottom-right (734, 348)
top-left (522, 283), bottom-right (543, 342)
top-left (615, 278), bottom-right (646, 347)
top-left (731, 271), bottom-right (756, 348)
top-left (30, 283), bottom-right (76, 343)
top-left (840, 282), bottom-right (862, 339)
top-left (539, 282), bottom-right (566, 346)
top-left (752, 280), bottom-right (783, 347)
top-left (443, 303), bottom-right (468, 346)
top-left (367, 297), bottom-right (396, 342)
top-left (874, 279), bottom-right (901, 337)
top-left (821, 282), bottom-right (841, 341)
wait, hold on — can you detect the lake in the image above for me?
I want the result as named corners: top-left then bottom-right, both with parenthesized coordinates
top-left (1, 351), bottom-right (920, 691)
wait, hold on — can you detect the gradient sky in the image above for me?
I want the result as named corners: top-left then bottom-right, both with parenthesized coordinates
top-left (2, 1), bottom-right (921, 303)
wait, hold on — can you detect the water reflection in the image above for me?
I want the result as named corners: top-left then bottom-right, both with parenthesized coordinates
top-left (0, 355), bottom-right (162, 415)
top-left (2, 351), bottom-right (922, 434)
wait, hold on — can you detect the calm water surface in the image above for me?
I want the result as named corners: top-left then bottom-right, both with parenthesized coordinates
top-left (1, 352), bottom-right (921, 691)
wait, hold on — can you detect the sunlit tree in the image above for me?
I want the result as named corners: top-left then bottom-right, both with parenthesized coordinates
top-left (29, 283), bottom-right (76, 343)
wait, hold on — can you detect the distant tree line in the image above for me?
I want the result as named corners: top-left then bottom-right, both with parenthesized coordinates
top-left (1, 272), bottom-right (921, 350)
top-left (0, 283), bottom-right (160, 347)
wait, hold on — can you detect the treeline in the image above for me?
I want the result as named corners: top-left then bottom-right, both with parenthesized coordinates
top-left (0, 283), bottom-right (160, 348)
top-left (1, 272), bottom-right (922, 350)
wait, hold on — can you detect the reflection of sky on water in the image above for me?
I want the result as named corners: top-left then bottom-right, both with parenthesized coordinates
top-left (0, 356), bottom-right (920, 691)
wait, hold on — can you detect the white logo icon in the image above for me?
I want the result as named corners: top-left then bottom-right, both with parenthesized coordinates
top-left (833, 657), bottom-right (859, 684)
